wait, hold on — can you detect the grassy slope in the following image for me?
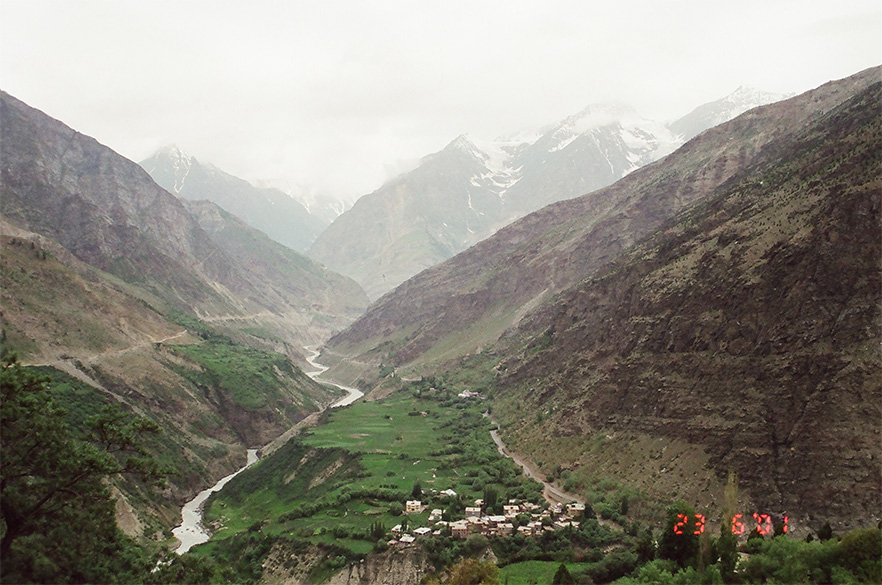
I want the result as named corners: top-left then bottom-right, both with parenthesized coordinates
top-left (197, 387), bottom-right (544, 560)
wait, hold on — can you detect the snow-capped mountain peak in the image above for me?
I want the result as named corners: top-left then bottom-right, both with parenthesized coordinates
top-left (561, 102), bottom-right (639, 134)
top-left (444, 134), bottom-right (486, 159)
top-left (143, 144), bottom-right (193, 193)
top-left (668, 87), bottom-right (791, 142)
top-left (723, 86), bottom-right (789, 109)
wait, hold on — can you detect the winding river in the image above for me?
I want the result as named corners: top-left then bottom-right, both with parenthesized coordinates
top-left (172, 347), bottom-right (363, 554)
top-left (170, 348), bottom-right (573, 552)
top-left (171, 449), bottom-right (259, 554)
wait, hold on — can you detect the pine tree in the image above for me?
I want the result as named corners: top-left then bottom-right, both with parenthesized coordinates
top-left (717, 470), bottom-right (740, 580)
top-left (551, 562), bottom-right (576, 584)
top-left (657, 500), bottom-right (700, 569)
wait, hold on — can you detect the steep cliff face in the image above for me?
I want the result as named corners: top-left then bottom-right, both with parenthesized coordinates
top-left (261, 544), bottom-right (430, 585)
top-left (0, 91), bottom-right (242, 312)
top-left (324, 68), bottom-right (881, 384)
top-left (185, 200), bottom-right (369, 344)
top-left (492, 76), bottom-right (881, 531)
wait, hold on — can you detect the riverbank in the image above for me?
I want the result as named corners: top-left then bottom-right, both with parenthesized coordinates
top-left (172, 346), bottom-right (364, 553)
top-left (172, 449), bottom-right (259, 554)
top-left (304, 346), bottom-right (364, 408)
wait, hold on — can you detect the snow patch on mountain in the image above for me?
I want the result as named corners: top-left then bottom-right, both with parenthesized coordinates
top-left (667, 87), bottom-right (791, 142)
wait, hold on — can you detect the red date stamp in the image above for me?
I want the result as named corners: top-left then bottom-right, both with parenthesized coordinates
top-left (673, 513), bottom-right (788, 535)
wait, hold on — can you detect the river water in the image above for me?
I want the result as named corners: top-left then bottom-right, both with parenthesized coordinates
top-left (172, 347), bottom-right (363, 554)
top-left (303, 346), bottom-right (364, 408)
top-left (171, 449), bottom-right (259, 554)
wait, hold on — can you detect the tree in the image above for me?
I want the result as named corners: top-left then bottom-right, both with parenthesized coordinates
top-left (717, 527), bottom-right (739, 580)
top-left (446, 558), bottom-right (499, 585)
top-left (551, 563), bottom-right (576, 584)
top-left (657, 500), bottom-right (700, 569)
top-left (0, 356), bottom-right (166, 583)
top-left (635, 527), bottom-right (656, 563)
top-left (483, 485), bottom-right (499, 512)
top-left (465, 533), bottom-right (489, 555)
top-left (412, 481), bottom-right (423, 500)
top-left (837, 527), bottom-right (882, 583)
top-left (369, 520), bottom-right (386, 540)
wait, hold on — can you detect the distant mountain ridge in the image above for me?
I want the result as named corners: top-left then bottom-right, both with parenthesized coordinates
top-left (141, 146), bottom-right (329, 252)
top-left (669, 86), bottom-right (794, 142)
top-left (309, 88), bottom-right (787, 299)
top-left (0, 92), bottom-right (368, 347)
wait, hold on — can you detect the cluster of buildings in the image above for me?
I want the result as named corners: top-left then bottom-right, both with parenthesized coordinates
top-left (387, 497), bottom-right (587, 546)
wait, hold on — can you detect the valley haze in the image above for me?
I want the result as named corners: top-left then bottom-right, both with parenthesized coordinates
top-left (2, 0), bottom-right (879, 203)
top-left (1, 65), bottom-right (879, 585)
top-left (0, 2), bottom-right (880, 583)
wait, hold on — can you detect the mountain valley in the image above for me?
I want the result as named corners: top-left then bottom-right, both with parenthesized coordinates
top-left (0, 89), bottom-right (369, 547)
top-left (1, 65), bottom-right (879, 585)
top-left (322, 66), bottom-right (881, 534)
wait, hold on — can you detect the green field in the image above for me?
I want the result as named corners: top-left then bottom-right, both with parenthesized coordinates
top-left (196, 386), bottom-right (544, 576)
top-left (498, 560), bottom-right (591, 584)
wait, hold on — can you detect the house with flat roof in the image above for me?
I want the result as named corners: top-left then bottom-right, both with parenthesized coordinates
top-left (451, 520), bottom-right (470, 539)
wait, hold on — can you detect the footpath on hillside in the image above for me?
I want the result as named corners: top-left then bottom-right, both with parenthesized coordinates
top-left (486, 416), bottom-right (584, 506)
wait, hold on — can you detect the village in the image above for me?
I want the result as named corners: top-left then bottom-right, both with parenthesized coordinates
top-left (387, 493), bottom-right (587, 546)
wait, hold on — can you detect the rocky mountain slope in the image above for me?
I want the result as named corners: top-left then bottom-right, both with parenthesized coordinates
top-left (0, 91), bottom-right (365, 531)
top-left (1, 91), bottom-right (368, 349)
top-left (141, 146), bottom-right (329, 252)
top-left (324, 72), bottom-right (869, 380)
top-left (184, 199), bottom-right (368, 344)
top-left (309, 92), bottom-right (784, 299)
top-left (491, 72), bottom-right (881, 532)
top-left (323, 66), bottom-right (881, 531)
top-left (307, 134), bottom-right (506, 300)
top-left (0, 94), bottom-right (237, 312)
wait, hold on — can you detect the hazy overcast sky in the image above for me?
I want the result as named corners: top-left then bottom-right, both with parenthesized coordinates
top-left (2, 1), bottom-right (880, 200)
